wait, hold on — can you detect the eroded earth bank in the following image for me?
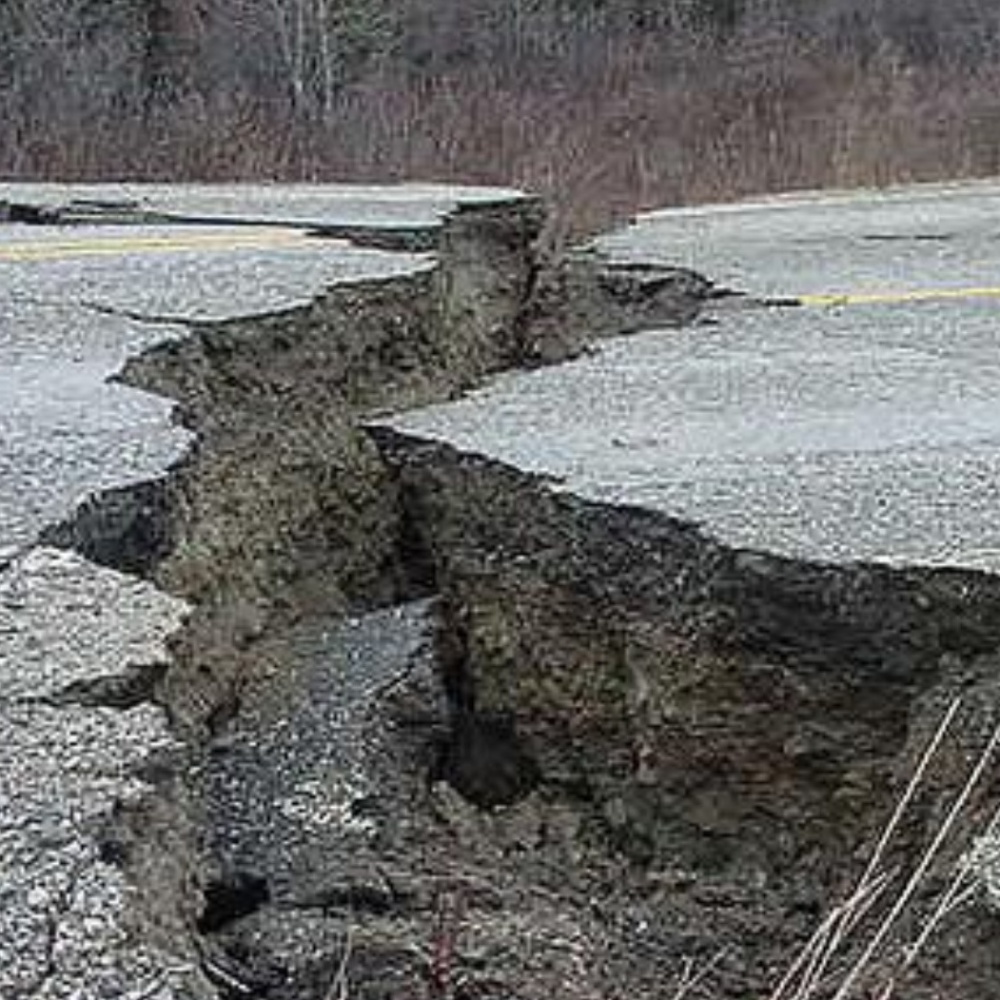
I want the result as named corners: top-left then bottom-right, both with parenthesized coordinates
top-left (5, 187), bottom-right (1000, 1000)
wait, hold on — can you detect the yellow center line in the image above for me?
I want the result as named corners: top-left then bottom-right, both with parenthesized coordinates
top-left (0, 231), bottom-right (318, 261)
top-left (799, 286), bottom-right (1000, 307)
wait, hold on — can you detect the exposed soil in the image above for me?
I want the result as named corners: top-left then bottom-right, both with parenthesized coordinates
top-left (40, 195), bottom-right (1000, 999)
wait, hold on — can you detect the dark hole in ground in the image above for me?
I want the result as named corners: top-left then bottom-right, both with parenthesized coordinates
top-left (6, 203), bottom-right (48, 223)
top-left (50, 661), bottom-right (168, 710)
top-left (436, 711), bottom-right (540, 808)
top-left (198, 871), bottom-right (272, 934)
top-left (39, 477), bottom-right (174, 579)
top-left (97, 831), bottom-right (131, 867)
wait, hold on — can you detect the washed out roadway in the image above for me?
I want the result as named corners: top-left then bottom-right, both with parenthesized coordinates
top-left (392, 180), bottom-right (1000, 572)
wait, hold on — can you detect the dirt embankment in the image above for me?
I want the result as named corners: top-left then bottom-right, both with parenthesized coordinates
top-left (43, 195), bottom-right (1000, 999)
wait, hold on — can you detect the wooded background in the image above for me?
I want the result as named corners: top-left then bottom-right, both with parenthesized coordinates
top-left (4, 0), bottom-right (1000, 235)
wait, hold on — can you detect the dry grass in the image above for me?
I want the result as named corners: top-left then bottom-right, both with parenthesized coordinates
top-left (764, 698), bottom-right (1000, 1000)
top-left (664, 700), bottom-right (1000, 999)
top-left (325, 927), bottom-right (354, 1000)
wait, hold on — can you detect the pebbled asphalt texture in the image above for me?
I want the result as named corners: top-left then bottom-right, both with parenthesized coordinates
top-left (201, 600), bottom-right (436, 902)
top-left (0, 547), bottom-right (191, 1000)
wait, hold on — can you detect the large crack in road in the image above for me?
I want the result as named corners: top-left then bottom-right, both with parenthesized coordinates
top-left (5, 183), bottom-right (1000, 1000)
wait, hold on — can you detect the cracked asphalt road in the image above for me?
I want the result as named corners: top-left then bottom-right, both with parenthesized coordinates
top-left (8, 177), bottom-right (1000, 998)
top-left (0, 218), bottom-right (433, 554)
top-left (0, 184), bottom-right (527, 1000)
top-left (392, 181), bottom-right (1000, 572)
top-left (2, 181), bottom-right (524, 232)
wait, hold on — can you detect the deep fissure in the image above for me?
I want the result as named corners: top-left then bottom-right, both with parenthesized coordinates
top-left (33, 197), bottom-right (1000, 998)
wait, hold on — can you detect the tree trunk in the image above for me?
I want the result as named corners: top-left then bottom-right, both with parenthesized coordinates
top-left (142, 0), bottom-right (205, 116)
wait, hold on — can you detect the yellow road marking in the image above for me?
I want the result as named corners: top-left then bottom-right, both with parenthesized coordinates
top-left (0, 231), bottom-right (317, 261)
top-left (799, 286), bottom-right (1000, 307)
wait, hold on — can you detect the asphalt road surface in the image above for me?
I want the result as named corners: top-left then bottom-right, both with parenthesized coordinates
top-left (2, 181), bottom-right (523, 231)
top-left (0, 183), bottom-right (524, 1000)
top-left (0, 223), bottom-right (415, 557)
top-left (393, 180), bottom-right (1000, 572)
top-left (0, 187), bottom-right (474, 556)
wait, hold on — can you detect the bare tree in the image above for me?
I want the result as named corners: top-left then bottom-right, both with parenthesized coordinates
top-left (141, 0), bottom-right (208, 116)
